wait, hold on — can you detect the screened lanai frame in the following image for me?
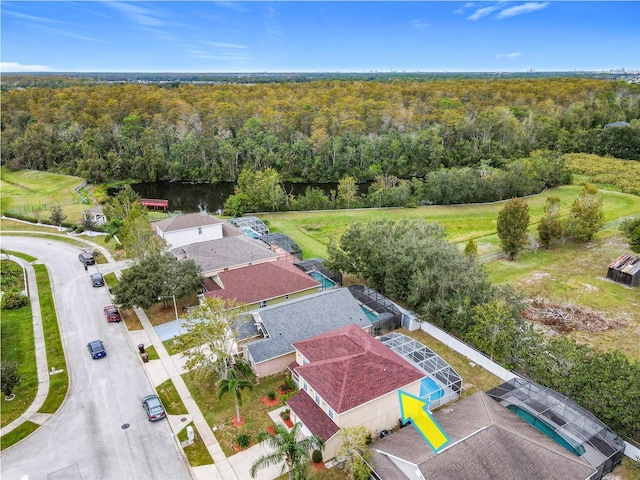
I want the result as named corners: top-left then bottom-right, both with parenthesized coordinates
top-left (259, 233), bottom-right (303, 261)
top-left (487, 378), bottom-right (625, 480)
top-left (293, 258), bottom-right (343, 288)
top-left (379, 332), bottom-right (463, 408)
top-left (229, 216), bottom-right (269, 238)
top-left (348, 285), bottom-right (403, 335)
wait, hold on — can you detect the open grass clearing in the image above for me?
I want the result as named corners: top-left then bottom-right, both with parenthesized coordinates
top-left (485, 230), bottom-right (640, 361)
top-left (183, 369), bottom-right (289, 458)
top-left (260, 186), bottom-right (640, 259)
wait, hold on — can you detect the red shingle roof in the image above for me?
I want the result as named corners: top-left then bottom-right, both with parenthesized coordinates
top-left (203, 261), bottom-right (320, 304)
top-left (293, 325), bottom-right (424, 413)
top-left (286, 390), bottom-right (340, 442)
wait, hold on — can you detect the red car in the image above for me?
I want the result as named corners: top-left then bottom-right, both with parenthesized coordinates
top-left (103, 305), bottom-right (122, 323)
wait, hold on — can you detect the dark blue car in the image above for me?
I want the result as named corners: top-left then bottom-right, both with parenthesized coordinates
top-left (87, 340), bottom-right (106, 359)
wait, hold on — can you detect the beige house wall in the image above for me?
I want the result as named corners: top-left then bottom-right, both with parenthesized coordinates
top-left (251, 352), bottom-right (296, 378)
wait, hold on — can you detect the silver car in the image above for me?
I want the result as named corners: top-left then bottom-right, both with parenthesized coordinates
top-left (142, 394), bottom-right (166, 422)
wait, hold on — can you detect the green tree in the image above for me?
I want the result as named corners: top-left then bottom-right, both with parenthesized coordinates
top-left (497, 197), bottom-right (530, 260)
top-left (80, 210), bottom-right (97, 231)
top-left (232, 168), bottom-right (287, 212)
top-left (218, 369), bottom-right (253, 424)
top-left (103, 185), bottom-right (141, 222)
top-left (113, 252), bottom-right (202, 309)
top-left (1, 360), bottom-right (22, 397)
top-left (464, 237), bottom-right (478, 257)
top-left (564, 184), bottom-right (604, 242)
top-left (49, 204), bottom-right (67, 227)
top-left (250, 423), bottom-right (324, 480)
top-left (337, 176), bottom-right (358, 209)
top-left (621, 217), bottom-right (640, 253)
top-left (537, 196), bottom-right (563, 248)
top-left (181, 297), bottom-right (247, 381)
top-left (338, 426), bottom-right (372, 480)
top-left (119, 208), bottom-right (162, 259)
top-left (466, 298), bottom-right (522, 363)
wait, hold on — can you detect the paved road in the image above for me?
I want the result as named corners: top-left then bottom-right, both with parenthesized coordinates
top-left (0, 236), bottom-right (191, 480)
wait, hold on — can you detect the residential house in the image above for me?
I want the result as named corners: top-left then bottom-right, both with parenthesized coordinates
top-left (83, 205), bottom-right (107, 226)
top-left (202, 260), bottom-right (322, 310)
top-left (152, 212), bottom-right (226, 248)
top-left (242, 289), bottom-right (372, 377)
top-left (286, 323), bottom-right (425, 460)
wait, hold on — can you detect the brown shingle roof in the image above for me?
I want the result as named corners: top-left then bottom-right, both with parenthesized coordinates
top-left (203, 261), bottom-right (320, 304)
top-left (286, 390), bottom-right (340, 442)
top-left (293, 325), bottom-right (424, 413)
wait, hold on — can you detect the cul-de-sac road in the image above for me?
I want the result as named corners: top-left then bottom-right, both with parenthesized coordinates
top-left (0, 236), bottom-right (191, 480)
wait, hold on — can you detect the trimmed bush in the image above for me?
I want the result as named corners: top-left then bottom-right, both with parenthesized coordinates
top-left (312, 449), bottom-right (323, 463)
top-left (235, 433), bottom-right (251, 449)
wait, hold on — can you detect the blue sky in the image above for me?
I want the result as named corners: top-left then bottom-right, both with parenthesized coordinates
top-left (1, 1), bottom-right (639, 73)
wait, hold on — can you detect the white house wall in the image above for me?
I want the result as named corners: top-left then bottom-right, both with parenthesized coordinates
top-left (162, 223), bottom-right (223, 248)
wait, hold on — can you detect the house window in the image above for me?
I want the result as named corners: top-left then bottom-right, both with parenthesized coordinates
top-left (303, 381), bottom-right (308, 392)
top-left (314, 393), bottom-right (320, 405)
top-left (198, 227), bottom-right (203, 234)
top-left (259, 300), bottom-right (267, 308)
top-left (285, 294), bottom-right (289, 300)
top-left (328, 407), bottom-right (335, 420)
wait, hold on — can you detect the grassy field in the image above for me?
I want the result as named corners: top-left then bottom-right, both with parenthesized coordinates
top-left (259, 185), bottom-right (640, 259)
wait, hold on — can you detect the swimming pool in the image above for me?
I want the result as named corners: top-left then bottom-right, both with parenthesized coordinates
top-left (360, 305), bottom-right (378, 323)
top-left (309, 271), bottom-right (336, 289)
top-left (420, 377), bottom-right (445, 404)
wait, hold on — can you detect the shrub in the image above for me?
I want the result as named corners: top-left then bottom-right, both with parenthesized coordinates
top-left (267, 390), bottom-right (277, 401)
top-left (1, 291), bottom-right (29, 310)
top-left (284, 377), bottom-right (297, 392)
top-left (235, 433), bottom-right (251, 449)
top-left (281, 409), bottom-right (290, 421)
top-left (312, 449), bottom-right (323, 463)
top-left (1, 360), bottom-right (22, 396)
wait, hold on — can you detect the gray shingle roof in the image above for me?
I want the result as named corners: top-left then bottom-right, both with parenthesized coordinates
top-left (171, 236), bottom-right (278, 274)
top-left (153, 213), bottom-right (223, 233)
top-left (245, 288), bottom-right (371, 364)
top-left (370, 392), bottom-right (596, 480)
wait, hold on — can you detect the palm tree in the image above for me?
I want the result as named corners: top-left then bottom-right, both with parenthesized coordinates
top-left (217, 369), bottom-right (253, 423)
top-left (250, 422), bottom-right (324, 480)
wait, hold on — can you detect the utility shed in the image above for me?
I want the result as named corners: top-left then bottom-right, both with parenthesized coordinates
top-left (606, 252), bottom-right (640, 287)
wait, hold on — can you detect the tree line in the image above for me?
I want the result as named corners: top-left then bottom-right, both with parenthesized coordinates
top-left (2, 79), bottom-right (639, 185)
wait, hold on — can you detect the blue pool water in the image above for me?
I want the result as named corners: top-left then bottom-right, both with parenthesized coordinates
top-left (360, 305), bottom-right (378, 323)
top-left (310, 271), bottom-right (336, 289)
top-left (507, 405), bottom-right (586, 456)
top-left (420, 377), bottom-right (445, 404)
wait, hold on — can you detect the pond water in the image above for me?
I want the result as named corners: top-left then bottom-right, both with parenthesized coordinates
top-left (110, 181), bottom-right (370, 213)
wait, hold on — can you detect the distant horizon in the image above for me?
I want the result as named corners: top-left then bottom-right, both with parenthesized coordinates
top-left (2, 2), bottom-right (638, 73)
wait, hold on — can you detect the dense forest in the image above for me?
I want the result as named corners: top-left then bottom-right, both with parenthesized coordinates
top-left (2, 77), bottom-right (639, 187)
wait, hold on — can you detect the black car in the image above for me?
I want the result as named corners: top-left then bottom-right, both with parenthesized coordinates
top-left (87, 340), bottom-right (106, 359)
top-left (79, 252), bottom-right (95, 265)
top-left (91, 273), bottom-right (104, 287)
top-left (142, 394), bottom-right (166, 421)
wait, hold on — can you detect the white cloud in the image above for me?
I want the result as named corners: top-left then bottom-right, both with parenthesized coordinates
top-left (454, 2), bottom-right (475, 14)
top-left (467, 5), bottom-right (501, 21)
top-left (202, 42), bottom-right (249, 50)
top-left (105, 2), bottom-right (165, 27)
top-left (411, 19), bottom-right (429, 29)
top-left (497, 52), bottom-right (523, 59)
top-left (1, 62), bottom-right (53, 72)
top-left (497, 2), bottom-right (549, 19)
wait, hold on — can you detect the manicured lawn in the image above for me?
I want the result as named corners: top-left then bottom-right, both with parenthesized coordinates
top-left (0, 298), bottom-right (37, 428)
top-left (177, 421), bottom-right (215, 466)
top-left (0, 421), bottom-right (39, 450)
top-left (183, 369), bottom-right (290, 457)
top-left (156, 379), bottom-right (188, 415)
top-left (260, 186), bottom-right (640, 259)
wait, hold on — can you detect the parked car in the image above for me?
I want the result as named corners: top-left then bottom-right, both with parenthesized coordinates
top-left (142, 394), bottom-right (166, 421)
top-left (79, 252), bottom-right (95, 265)
top-left (87, 340), bottom-right (106, 359)
top-left (91, 273), bottom-right (104, 287)
top-left (103, 304), bottom-right (121, 322)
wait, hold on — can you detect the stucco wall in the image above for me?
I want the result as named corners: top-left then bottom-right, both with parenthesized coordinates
top-left (163, 223), bottom-right (223, 248)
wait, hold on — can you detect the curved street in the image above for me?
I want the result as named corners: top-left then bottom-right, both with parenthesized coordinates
top-left (0, 235), bottom-right (191, 480)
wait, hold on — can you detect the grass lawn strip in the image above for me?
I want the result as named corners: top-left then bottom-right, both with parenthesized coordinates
top-left (0, 421), bottom-right (40, 450)
top-left (177, 421), bottom-right (214, 467)
top-left (156, 379), bottom-right (188, 415)
top-left (33, 263), bottom-right (68, 414)
top-left (0, 262), bottom-right (37, 428)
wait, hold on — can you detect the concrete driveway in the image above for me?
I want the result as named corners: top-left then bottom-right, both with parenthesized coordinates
top-left (0, 236), bottom-right (191, 480)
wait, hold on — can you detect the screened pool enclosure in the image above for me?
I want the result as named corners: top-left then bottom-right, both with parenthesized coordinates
top-left (229, 216), bottom-right (269, 238)
top-left (487, 378), bottom-right (625, 480)
top-left (379, 332), bottom-right (463, 408)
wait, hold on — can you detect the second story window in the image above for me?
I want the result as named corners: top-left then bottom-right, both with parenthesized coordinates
top-left (198, 227), bottom-right (203, 234)
top-left (259, 300), bottom-right (267, 308)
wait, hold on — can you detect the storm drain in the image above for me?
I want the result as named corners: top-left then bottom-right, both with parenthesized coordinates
top-left (121, 423), bottom-right (130, 429)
